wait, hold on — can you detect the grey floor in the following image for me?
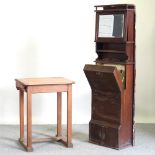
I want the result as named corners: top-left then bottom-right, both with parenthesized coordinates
top-left (0, 124), bottom-right (155, 155)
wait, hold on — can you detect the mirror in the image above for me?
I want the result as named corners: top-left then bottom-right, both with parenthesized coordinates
top-left (98, 14), bottom-right (124, 38)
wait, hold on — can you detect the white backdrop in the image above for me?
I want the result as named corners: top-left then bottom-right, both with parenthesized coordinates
top-left (0, 0), bottom-right (155, 124)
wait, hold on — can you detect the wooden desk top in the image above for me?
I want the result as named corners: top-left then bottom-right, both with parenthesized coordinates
top-left (15, 77), bottom-right (74, 86)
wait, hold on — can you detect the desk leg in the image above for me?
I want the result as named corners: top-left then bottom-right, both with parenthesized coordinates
top-left (67, 85), bottom-right (73, 147)
top-left (57, 92), bottom-right (62, 137)
top-left (19, 90), bottom-right (24, 142)
top-left (27, 89), bottom-right (33, 152)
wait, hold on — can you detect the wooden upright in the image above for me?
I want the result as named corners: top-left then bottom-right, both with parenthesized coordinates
top-left (15, 77), bottom-right (74, 152)
top-left (84, 4), bottom-right (136, 149)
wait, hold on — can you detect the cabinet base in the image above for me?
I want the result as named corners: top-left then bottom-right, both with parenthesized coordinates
top-left (89, 121), bottom-right (133, 149)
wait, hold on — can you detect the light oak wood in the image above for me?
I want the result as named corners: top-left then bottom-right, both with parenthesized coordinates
top-left (19, 139), bottom-right (33, 152)
top-left (19, 136), bottom-right (69, 149)
top-left (32, 137), bottom-right (62, 143)
top-left (67, 85), bottom-right (73, 147)
top-left (15, 77), bottom-right (74, 152)
top-left (15, 77), bottom-right (74, 86)
top-left (27, 87), bottom-right (32, 151)
top-left (19, 90), bottom-right (24, 142)
top-left (57, 92), bottom-right (62, 137)
top-left (29, 85), bottom-right (68, 93)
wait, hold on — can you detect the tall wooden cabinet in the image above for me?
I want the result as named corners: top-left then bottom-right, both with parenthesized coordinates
top-left (84, 4), bottom-right (136, 149)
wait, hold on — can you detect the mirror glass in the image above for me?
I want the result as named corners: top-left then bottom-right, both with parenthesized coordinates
top-left (98, 14), bottom-right (124, 38)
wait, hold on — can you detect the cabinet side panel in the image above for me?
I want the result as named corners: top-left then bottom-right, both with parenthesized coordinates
top-left (119, 65), bottom-right (134, 147)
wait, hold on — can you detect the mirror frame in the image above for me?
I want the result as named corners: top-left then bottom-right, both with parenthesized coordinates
top-left (95, 11), bottom-right (127, 43)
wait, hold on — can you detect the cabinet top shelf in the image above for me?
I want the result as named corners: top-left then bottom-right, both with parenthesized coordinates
top-left (94, 4), bottom-right (135, 11)
top-left (96, 50), bottom-right (125, 54)
top-left (95, 59), bottom-right (135, 65)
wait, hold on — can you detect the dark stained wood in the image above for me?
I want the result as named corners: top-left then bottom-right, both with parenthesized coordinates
top-left (94, 4), bottom-right (135, 11)
top-left (84, 4), bottom-right (135, 149)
